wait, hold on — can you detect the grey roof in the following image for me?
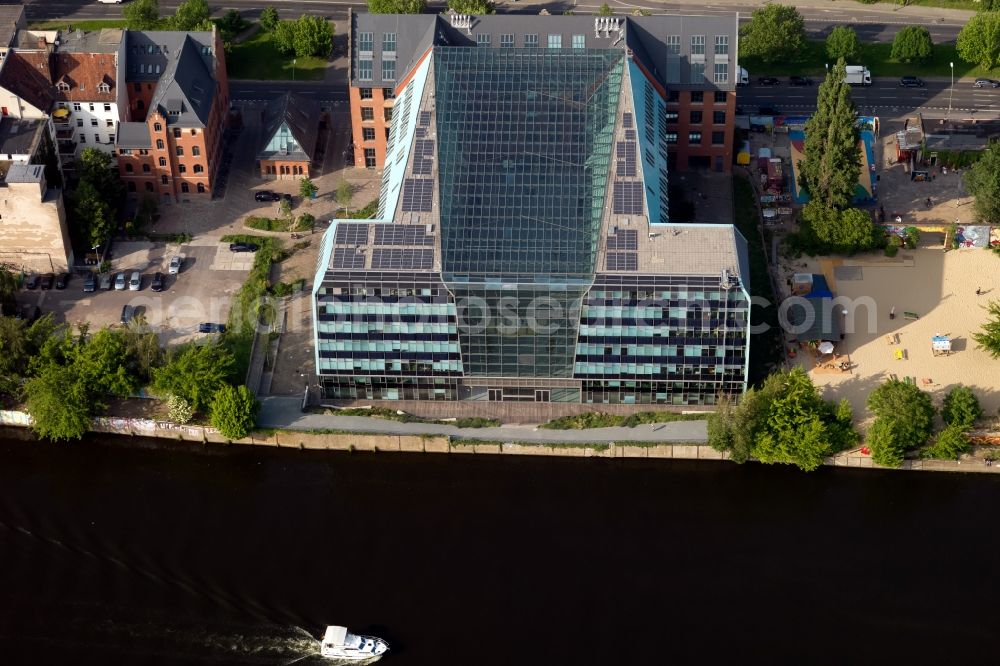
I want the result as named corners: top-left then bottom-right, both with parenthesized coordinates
top-left (5, 163), bottom-right (44, 184)
top-left (147, 34), bottom-right (217, 127)
top-left (125, 30), bottom-right (215, 82)
top-left (786, 296), bottom-right (844, 343)
top-left (350, 13), bottom-right (740, 92)
top-left (117, 121), bottom-right (152, 149)
top-left (55, 27), bottom-right (123, 54)
top-left (258, 93), bottom-right (320, 162)
top-left (0, 117), bottom-right (43, 157)
top-left (0, 5), bottom-right (24, 49)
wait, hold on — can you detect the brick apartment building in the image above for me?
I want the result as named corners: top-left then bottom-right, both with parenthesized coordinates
top-left (347, 12), bottom-right (739, 173)
top-left (116, 28), bottom-right (229, 201)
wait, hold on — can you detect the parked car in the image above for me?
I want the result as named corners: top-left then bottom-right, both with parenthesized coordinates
top-left (229, 242), bottom-right (259, 253)
top-left (168, 255), bottom-right (184, 275)
top-left (24, 273), bottom-right (39, 290)
top-left (789, 76), bottom-right (813, 86)
top-left (120, 304), bottom-right (134, 325)
top-left (128, 271), bottom-right (142, 291)
top-left (757, 76), bottom-right (780, 86)
top-left (198, 322), bottom-right (227, 333)
top-left (114, 273), bottom-right (127, 290)
top-left (255, 190), bottom-right (280, 202)
top-left (83, 272), bottom-right (96, 292)
top-left (55, 272), bottom-right (70, 290)
top-left (39, 273), bottom-right (54, 290)
top-left (100, 273), bottom-right (112, 290)
top-left (899, 76), bottom-right (925, 88)
top-left (974, 78), bottom-right (1000, 88)
top-left (151, 271), bottom-right (164, 292)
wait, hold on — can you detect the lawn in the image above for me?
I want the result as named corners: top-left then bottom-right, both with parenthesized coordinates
top-left (29, 19), bottom-right (128, 31)
top-left (741, 41), bottom-right (1000, 79)
top-left (226, 26), bottom-right (327, 81)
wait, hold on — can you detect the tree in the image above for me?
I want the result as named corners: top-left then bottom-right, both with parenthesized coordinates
top-left (964, 142), bottom-right (1000, 224)
top-left (295, 213), bottom-right (315, 232)
top-left (210, 384), bottom-right (259, 439)
top-left (335, 180), bottom-right (353, 211)
top-left (152, 343), bottom-right (236, 412)
top-left (260, 6), bottom-right (280, 32)
top-left (293, 15), bottom-right (334, 58)
top-left (867, 378), bottom-right (936, 451)
top-left (798, 59), bottom-right (860, 209)
top-left (941, 385), bottom-right (982, 431)
top-left (77, 148), bottom-right (120, 200)
top-left (299, 176), bottom-right (318, 200)
top-left (739, 4), bottom-right (806, 64)
top-left (447, 0), bottom-right (496, 14)
top-left (367, 0), bottom-right (427, 13)
top-left (167, 394), bottom-right (195, 424)
top-left (801, 203), bottom-right (875, 254)
top-left (891, 26), bottom-right (933, 63)
top-left (119, 315), bottom-right (162, 382)
top-left (866, 417), bottom-right (906, 468)
top-left (826, 26), bottom-right (861, 62)
top-left (273, 20), bottom-right (297, 56)
top-left (751, 368), bottom-right (836, 471)
top-left (597, 3), bottom-right (614, 16)
top-left (25, 364), bottom-right (92, 442)
top-left (73, 180), bottom-right (114, 250)
top-left (957, 11), bottom-right (1000, 70)
top-left (71, 329), bottom-right (136, 402)
top-left (124, 0), bottom-right (161, 31)
top-left (973, 299), bottom-right (1000, 359)
top-left (169, 0), bottom-right (211, 31)
top-left (925, 425), bottom-right (972, 461)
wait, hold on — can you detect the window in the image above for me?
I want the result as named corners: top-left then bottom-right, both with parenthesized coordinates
top-left (358, 32), bottom-right (373, 52)
top-left (109, 134), bottom-right (114, 143)
top-left (572, 34), bottom-right (585, 49)
top-left (179, 164), bottom-right (186, 173)
top-left (690, 91), bottom-right (704, 103)
top-left (158, 157), bottom-right (166, 167)
top-left (664, 111), bottom-right (678, 123)
top-left (714, 35), bottom-right (729, 56)
top-left (691, 35), bottom-right (705, 56)
top-left (688, 131), bottom-right (702, 144)
top-left (360, 107), bottom-right (374, 121)
top-left (89, 103), bottom-right (94, 111)
top-left (120, 149), bottom-right (132, 156)
top-left (712, 131), bottom-right (725, 145)
top-left (713, 111), bottom-right (726, 125)
top-left (106, 119), bottom-right (114, 128)
top-left (668, 90), bottom-right (679, 103)
top-left (154, 122), bottom-right (162, 132)
top-left (383, 32), bottom-right (396, 52)
top-left (79, 134), bottom-right (86, 143)
top-left (175, 146), bottom-right (184, 156)
top-left (143, 163), bottom-right (150, 173)
top-left (500, 34), bottom-right (514, 48)
top-left (193, 164), bottom-right (203, 173)
top-left (181, 182), bottom-right (189, 193)
top-left (477, 33), bottom-right (490, 47)
top-left (714, 91), bottom-right (728, 104)
top-left (192, 146), bottom-right (200, 156)
top-left (145, 182), bottom-right (154, 192)
top-left (364, 147), bottom-right (376, 168)
top-left (690, 62), bottom-right (705, 81)
top-left (664, 132), bottom-right (678, 144)
top-left (690, 111), bottom-right (702, 124)
top-left (358, 59), bottom-right (373, 81)
top-left (73, 103), bottom-right (81, 111)
top-left (77, 119), bottom-right (83, 127)
top-left (173, 128), bottom-right (181, 138)
top-left (548, 34), bottom-right (562, 49)
top-left (125, 164), bottom-right (133, 173)
top-left (359, 88), bottom-right (373, 99)
top-left (104, 103), bottom-right (111, 112)
top-left (94, 133), bottom-right (100, 143)
top-left (197, 183), bottom-right (205, 193)
top-left (161, 175), bottom-right (168, 184)
top-left (363, 127), bottom-right (376, 141)
top-left (525, 34), bottom-right (538, 48)
top-left (384, 107), bottom-right (392, 121)
top-left (666, 35), bottom-right (680, 55)
top-left (382, 87), bottom-right (395, 99)
top-left (714, 62), bottom-right (729, 84)
top-left (139, 149), bottom-right (148, 155)
top-left (91, 119), bottom-right (98, 127)
top-left (381, 59), bottom-right (395, 81)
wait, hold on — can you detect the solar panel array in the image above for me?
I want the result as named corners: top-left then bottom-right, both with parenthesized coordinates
top-left (334, 223), bottom-right (370, 245)
top-left (416, 126), bottom-right (427, 138)
top-left (419, 111), bottom-right (431, 127)
top-left (623, 113), bottom-right (634, 128)
top-left (606, 229), bottom-right (638, 250)
top-left (612, 182), bottom-right (644, 215)
top-left (332, 247), bottom-right (367, 269)
top-left (624, 129), bottom-right (637, 142)
top-left (412, 139), bottom-right (435, 176)
top-left (371, 248), bottom-right (434, 270)
top-left (616, 141), bottom-right (636, 177)
top-left (374, 225), bottom-right (435, 246)
top-left (606, 252), bottom-right (638, 271)
top-left (401, 179), bottom-right (434, 212)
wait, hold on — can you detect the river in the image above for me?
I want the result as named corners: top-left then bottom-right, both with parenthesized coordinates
top-left (1, 433), bottom-right (999, 665)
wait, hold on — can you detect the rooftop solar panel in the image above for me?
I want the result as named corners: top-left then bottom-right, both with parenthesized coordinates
top-left (332, 247), bottom-right (367, 269)
top-left (371, 248), bottom-right (434, 270)
top-left (624, 129), bottom-right (637, 141)
top-left (401, 179), bottom-right (434, 212)
top-left (334, 223), bottom-right (370, 245)
top-left (606, 252), bottom-right (638, 271)
top-left (623, 113), bottom-right (634, 128)
top-left (374, 225), bottom-right (435, 246)
top-left (606, 229), bottom-right (638, 251)
top-left (419, 111), bottom-right (431, 127)
top-left (616, 141), bottom-right (636, 177)
top-left (612, 181), bottom-right (644, 215)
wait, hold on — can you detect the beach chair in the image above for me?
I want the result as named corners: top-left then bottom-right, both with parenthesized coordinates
top-left (921, 378), bottom-right (933, 386)
top-left (894, 348), bottom-right (905, 361)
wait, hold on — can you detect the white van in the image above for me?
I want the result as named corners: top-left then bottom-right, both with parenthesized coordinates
top-left (97, 0), bottom-right (123, 4)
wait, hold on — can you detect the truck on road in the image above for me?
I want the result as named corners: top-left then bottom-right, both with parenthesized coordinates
top-left (845, 65), bottom-right (872, 86)
top-left (738, 67), bottom-right (749, 86)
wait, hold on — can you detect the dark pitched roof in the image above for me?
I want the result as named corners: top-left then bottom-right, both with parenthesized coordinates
top-left (117, 121), bottom-right (151, 149)
top-left (786, 297), bottom-right (844, 343)
top-left (0, 5), bottom-right (25, 49)
top-left (258, 92), bottom-right (320, 162)
top-left (0, 51), bottom-right (54, 114)
top-left (148, 35), bottom-right (216, 127)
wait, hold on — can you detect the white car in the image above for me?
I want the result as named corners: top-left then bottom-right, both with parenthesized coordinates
top-left (114, 273), bottom-right (127, 290)
top-left (168, 255), bottom-right (184, 275)
top-left (97, 0), bottom-right (123, 4)
top-left (129, 271), bottom-right (142, 291)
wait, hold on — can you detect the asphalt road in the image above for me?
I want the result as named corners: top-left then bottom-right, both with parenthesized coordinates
top-left (738, 77), bottom-right (1000, 118)
top-left (230, 80), bottom-right (348, 104)
top-left (19, 0), bottom-right (966, 43)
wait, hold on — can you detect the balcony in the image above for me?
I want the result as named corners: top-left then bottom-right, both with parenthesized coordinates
top-left (57, 140), bottom-right (77, 156)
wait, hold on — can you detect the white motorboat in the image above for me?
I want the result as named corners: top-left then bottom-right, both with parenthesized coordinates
top-left (320, 625), bottom-right (390, 661)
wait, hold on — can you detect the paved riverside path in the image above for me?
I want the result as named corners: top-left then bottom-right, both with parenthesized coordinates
top-left (257, 397), bottom-right (709, 444)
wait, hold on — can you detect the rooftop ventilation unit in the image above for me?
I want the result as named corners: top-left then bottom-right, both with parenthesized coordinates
top-left (594, 17), bottom-right (622, 39)
top-left (451, 14), bottom-right (473, 35)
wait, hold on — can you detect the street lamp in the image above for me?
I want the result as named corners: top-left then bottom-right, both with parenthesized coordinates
top-left (293, 58), bottom-right (296, 82)
top-left (948, 61), bottom-right (954, 119)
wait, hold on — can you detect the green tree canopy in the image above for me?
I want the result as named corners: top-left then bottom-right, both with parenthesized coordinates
top-left (260, 6), bottom-right (280, 32)
top-left (367, 0), bottom-right (427, 13)
top-left (925, 425), bottom-right (971, 461)
top-left (799, 59), bottom-right (860, 209)
top-left (973, 299), bottom-right (1000, 359)
top-left (447, 0), bottom-right (496, 14)
top-left (866, 417), bottom-right (906, 468)
top-left (801, 203), bottom-right (876, 254)
top-left (124, 0), bottom-right (161, 31)
top-left (598, 3), bottom-right (613, 16)
top-left (25, 364), bottom-right (92, 442)
top-left (273, 20), bottom-right (297, 56)
top-left (293, 15), bottom-right (334, 58)
top-left (169, 0), bottom-right (212, 31)
top-left (964, 142), bottom-right (1000, 224)
top-left (73, 180), bottom-right (113, 250)
top-left (210, 384), bottom-right (260, 439)
top-left (867, 378), bottom-right (936, 451)
top-left (299, 177), bottom-right (318, 200)
top-left (957, 11), bottom-right (1000, 70)
top-left (70, 328), bottom-right (136, 402)
top-left (891, 25), bottom-right (933, 63)
top-left (739, 3), bottom-right (806, 64)
top-left (335, 180), bottom-right (353, 208)
top-left (941, 385), bottom-right (982, 430)
top-left (826, 26), bottom-right (861, 62)
top-left (152, 343), bottom-right (236, 412)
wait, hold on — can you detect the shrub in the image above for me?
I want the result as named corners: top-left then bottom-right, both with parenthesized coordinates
top-left (167, 393), bottom-right (194, 424)
top-left (924, 425), bottom-right (971, 461)
top-left (942, 386), bottom-right (982, 430)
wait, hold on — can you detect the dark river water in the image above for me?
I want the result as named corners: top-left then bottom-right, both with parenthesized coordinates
top-left (1, 432), bottom-right (999, 665)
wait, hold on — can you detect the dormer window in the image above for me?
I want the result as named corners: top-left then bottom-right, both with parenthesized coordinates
top-left (98, 82), bottom-right (110, 93)
top-left (56, 81), bottom-right (69, 92)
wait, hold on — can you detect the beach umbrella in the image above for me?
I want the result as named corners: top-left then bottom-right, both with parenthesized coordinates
top-left (818, 341), bottom-right (835, 355)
